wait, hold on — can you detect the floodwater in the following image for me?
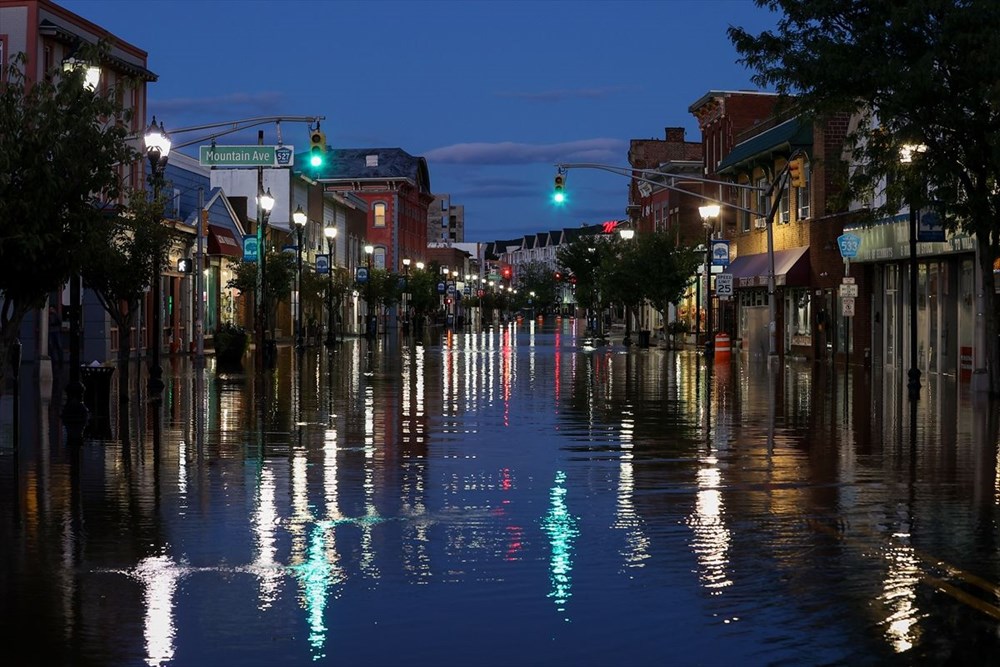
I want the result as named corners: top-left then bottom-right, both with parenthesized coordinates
top-left (2, 318), bottom-right (999, 666)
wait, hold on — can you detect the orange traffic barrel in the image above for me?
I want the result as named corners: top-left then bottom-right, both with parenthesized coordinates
top-left (714, 332), bottom-right (731, 362)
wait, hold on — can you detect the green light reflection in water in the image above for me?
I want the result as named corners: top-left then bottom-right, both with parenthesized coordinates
top-left (542, 470), bottom-right (579, 620)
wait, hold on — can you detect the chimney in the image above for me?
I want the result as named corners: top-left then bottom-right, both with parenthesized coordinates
top-left (665, 127), bottom-right (686, 142)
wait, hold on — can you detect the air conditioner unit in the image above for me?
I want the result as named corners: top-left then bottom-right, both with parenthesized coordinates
top-left (754, 218), bottom-right (768, 229)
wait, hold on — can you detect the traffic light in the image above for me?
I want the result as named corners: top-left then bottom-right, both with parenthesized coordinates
top-left (554, 271), bottom-right (562, 282)
top-left (788, 156), bottom-right (807, 188)
top-left (501, 266), bottom-right (512, 281)
top-left (177, 257), bottom-right (193, 273)
top-left (553, 172), bottom-right (566, 204)
top-left (309, 126), bottom-right (326, 168)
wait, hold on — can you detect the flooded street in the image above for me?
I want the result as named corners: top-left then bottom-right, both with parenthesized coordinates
top-left (2, 318), bottom-right (1000, 666)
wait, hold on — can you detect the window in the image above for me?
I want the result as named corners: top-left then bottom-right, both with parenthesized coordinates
top-left (374, 247), bottom-right (386, 269)
top-left (779, 179), bottom-right (790, 223)
top-left (373, 202), bottom-right (386, 228)
top-left (739, 185), bottom-right (751, 233)
top-left (796, 164), bottom-right (811, 220)
top-left (755, 175), bottom-right (768, 223)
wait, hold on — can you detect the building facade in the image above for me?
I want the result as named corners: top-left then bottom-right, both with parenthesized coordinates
top-left (427, 194), bottom-right (465, 244)
top-left (1, 0), bottom-right (155, 366)
top-left (304, 148), bottom-right (434, 274)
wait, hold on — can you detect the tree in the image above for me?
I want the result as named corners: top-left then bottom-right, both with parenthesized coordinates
top-left (513, 261), bottom-right (559, 312)
top-left (81, 191), bottom-right (173, 419)
top-left (556, 234), bottom-right (613, 317)
top-left (729, 0), bottom-right (1000, 392)
top-left (635, 232), bottom-right (703, 327)
top-left (227, 249), bottom-right (295, 339)
top-left (0, 48), bottom-right (136, 386)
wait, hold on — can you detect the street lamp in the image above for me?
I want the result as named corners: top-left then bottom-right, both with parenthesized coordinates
top-left (60, 57), bottom-right (102, 440)
top-left (256, 188), bottom-right (275, 370)
top-left (364, 244), bottom-right (374, 340)
top-left (402, 258), bottom-right (411, 335)
top-left (144, 117), bottom-right (171, 395)
top-left (619, 225), bottom-right (635, 345)
top-left (324, 224), bottom-right (338, 347)
top-left (900, 143), bottom-right (927, 400)
top-left (699, 204), bottom-right (721, 354)
top-left (293, 205), bottom-right (307, 351)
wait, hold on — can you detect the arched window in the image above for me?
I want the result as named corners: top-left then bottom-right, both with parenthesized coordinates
top-left (374, 246), bottom-right (386, 269)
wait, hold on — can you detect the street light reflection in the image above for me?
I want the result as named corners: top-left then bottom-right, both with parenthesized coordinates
top-left (133, 554), bottom-right (179, 667)
top-left (615, 410), bottom-right (650, 567)
top-left (251, 466), bottom-right (281, 608)
top-left (688, 461), bottom-right (733, 592)
top-left (878, 538), bottom-right (921, 653)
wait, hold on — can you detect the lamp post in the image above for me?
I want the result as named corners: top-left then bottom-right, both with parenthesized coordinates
top-left (60, 57), bottom-right (103, 440)
top-left (324, 224), bottom-right (338, 347)
top-left (699, 204), bottom-right (720, 355)
top-left (144, 117), bottom-right (171, 395)
top-left (293, 205), bottom-right (307, 351)
top-left (900, 144), bottom-right (926, 400)
top-left (402, 258), bottom-right (411, 335)
top-left (364, 244), bottom-right (374, 341)
top-left (618, 226), bottom-right (635, 345)
top-left (255, 188), bottom-right (275, 370)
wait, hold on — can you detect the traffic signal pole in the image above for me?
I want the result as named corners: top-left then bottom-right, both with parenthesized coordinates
top-left (556, 156), bottom-right (804, 358)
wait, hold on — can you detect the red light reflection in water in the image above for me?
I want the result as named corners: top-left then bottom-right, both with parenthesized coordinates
top-left (501, 327), bottom-right (512, 427)
top-left (553, 326), bottom-right (561, 406)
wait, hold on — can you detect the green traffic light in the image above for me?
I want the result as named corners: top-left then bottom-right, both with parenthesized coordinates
top-left (310, 153), bottom-right (323, 168)
top-left (553, 191), bottom-right (566, 204)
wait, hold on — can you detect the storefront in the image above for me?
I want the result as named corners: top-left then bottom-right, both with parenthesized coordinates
top-left (847, 215), bottom-right (976, 381)
top-left (727, 246), bottom-right (811, 358)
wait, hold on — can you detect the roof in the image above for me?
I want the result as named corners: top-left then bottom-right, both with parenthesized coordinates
top-left (296, 148), bottom-right (431, 194)
top-left (39, 20), bottom-right (157, 81)
top-left (717, 117), bottom-right (813, 174)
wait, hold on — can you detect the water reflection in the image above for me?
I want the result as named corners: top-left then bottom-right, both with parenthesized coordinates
top-left (4, 321), bottom-right (1000, 664)
top-left (543, 470), bottom-right (578, 618)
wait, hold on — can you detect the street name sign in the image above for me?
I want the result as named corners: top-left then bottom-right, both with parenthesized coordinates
top-left (199, 145), bottom-right (295, 168)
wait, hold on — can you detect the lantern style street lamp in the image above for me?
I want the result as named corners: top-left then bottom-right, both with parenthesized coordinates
top-left (144, 117), bottom-right (171, 395)
top-left (324, 224), bottom-right (338, 347)
top-left (293, 205), bottom-right (307, 351)
top-left (699, 204), bottom-right (721, 353)
top-left (900, 143), bottom-right (927, 400)
top-left (60, 56), bottom-right (103, 441)
top-left (364, 245), bottom-right (375, 341)
top-left (255, 188), bottom-right (275, 370)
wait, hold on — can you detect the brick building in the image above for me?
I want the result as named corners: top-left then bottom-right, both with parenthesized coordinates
top-left (307, 148), bottom-right (435, 272)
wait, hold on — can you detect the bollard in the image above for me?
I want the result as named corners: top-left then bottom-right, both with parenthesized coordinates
top-left (714, 332), bottom-right (731, 362)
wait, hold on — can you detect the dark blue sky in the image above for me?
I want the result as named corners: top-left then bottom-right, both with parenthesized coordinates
top-left (62, 0), bottom-right (778, 241)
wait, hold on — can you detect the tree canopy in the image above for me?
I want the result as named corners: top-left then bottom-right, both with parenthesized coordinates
top-left (730, 0), bottom-right (1000, 391)
top-left (0, 45), bottom-right (138, 384)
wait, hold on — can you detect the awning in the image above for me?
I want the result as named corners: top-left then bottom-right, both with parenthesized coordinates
top-left (717, 117), bottom-right (813, 174)
top-left (208, 225), bottom-right (242, 258)
top-left (727, 246), bottom-right (810, 288)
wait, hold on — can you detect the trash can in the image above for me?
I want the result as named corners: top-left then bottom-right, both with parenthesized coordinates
top-left (80, 365), bottom-right (115, 438)
top-left (638, 330), bottom-right (651, 348)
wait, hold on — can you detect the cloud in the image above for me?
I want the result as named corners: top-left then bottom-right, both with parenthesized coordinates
top-left (495, 86), bottom-right (640, 102)
top-left (424, 138), bottom-right (628, 166)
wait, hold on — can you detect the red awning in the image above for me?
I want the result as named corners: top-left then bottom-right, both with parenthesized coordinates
top-left (208, 225), bottom-right (242, 258)
top-left (728, 246), bottom-right (810, 288)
